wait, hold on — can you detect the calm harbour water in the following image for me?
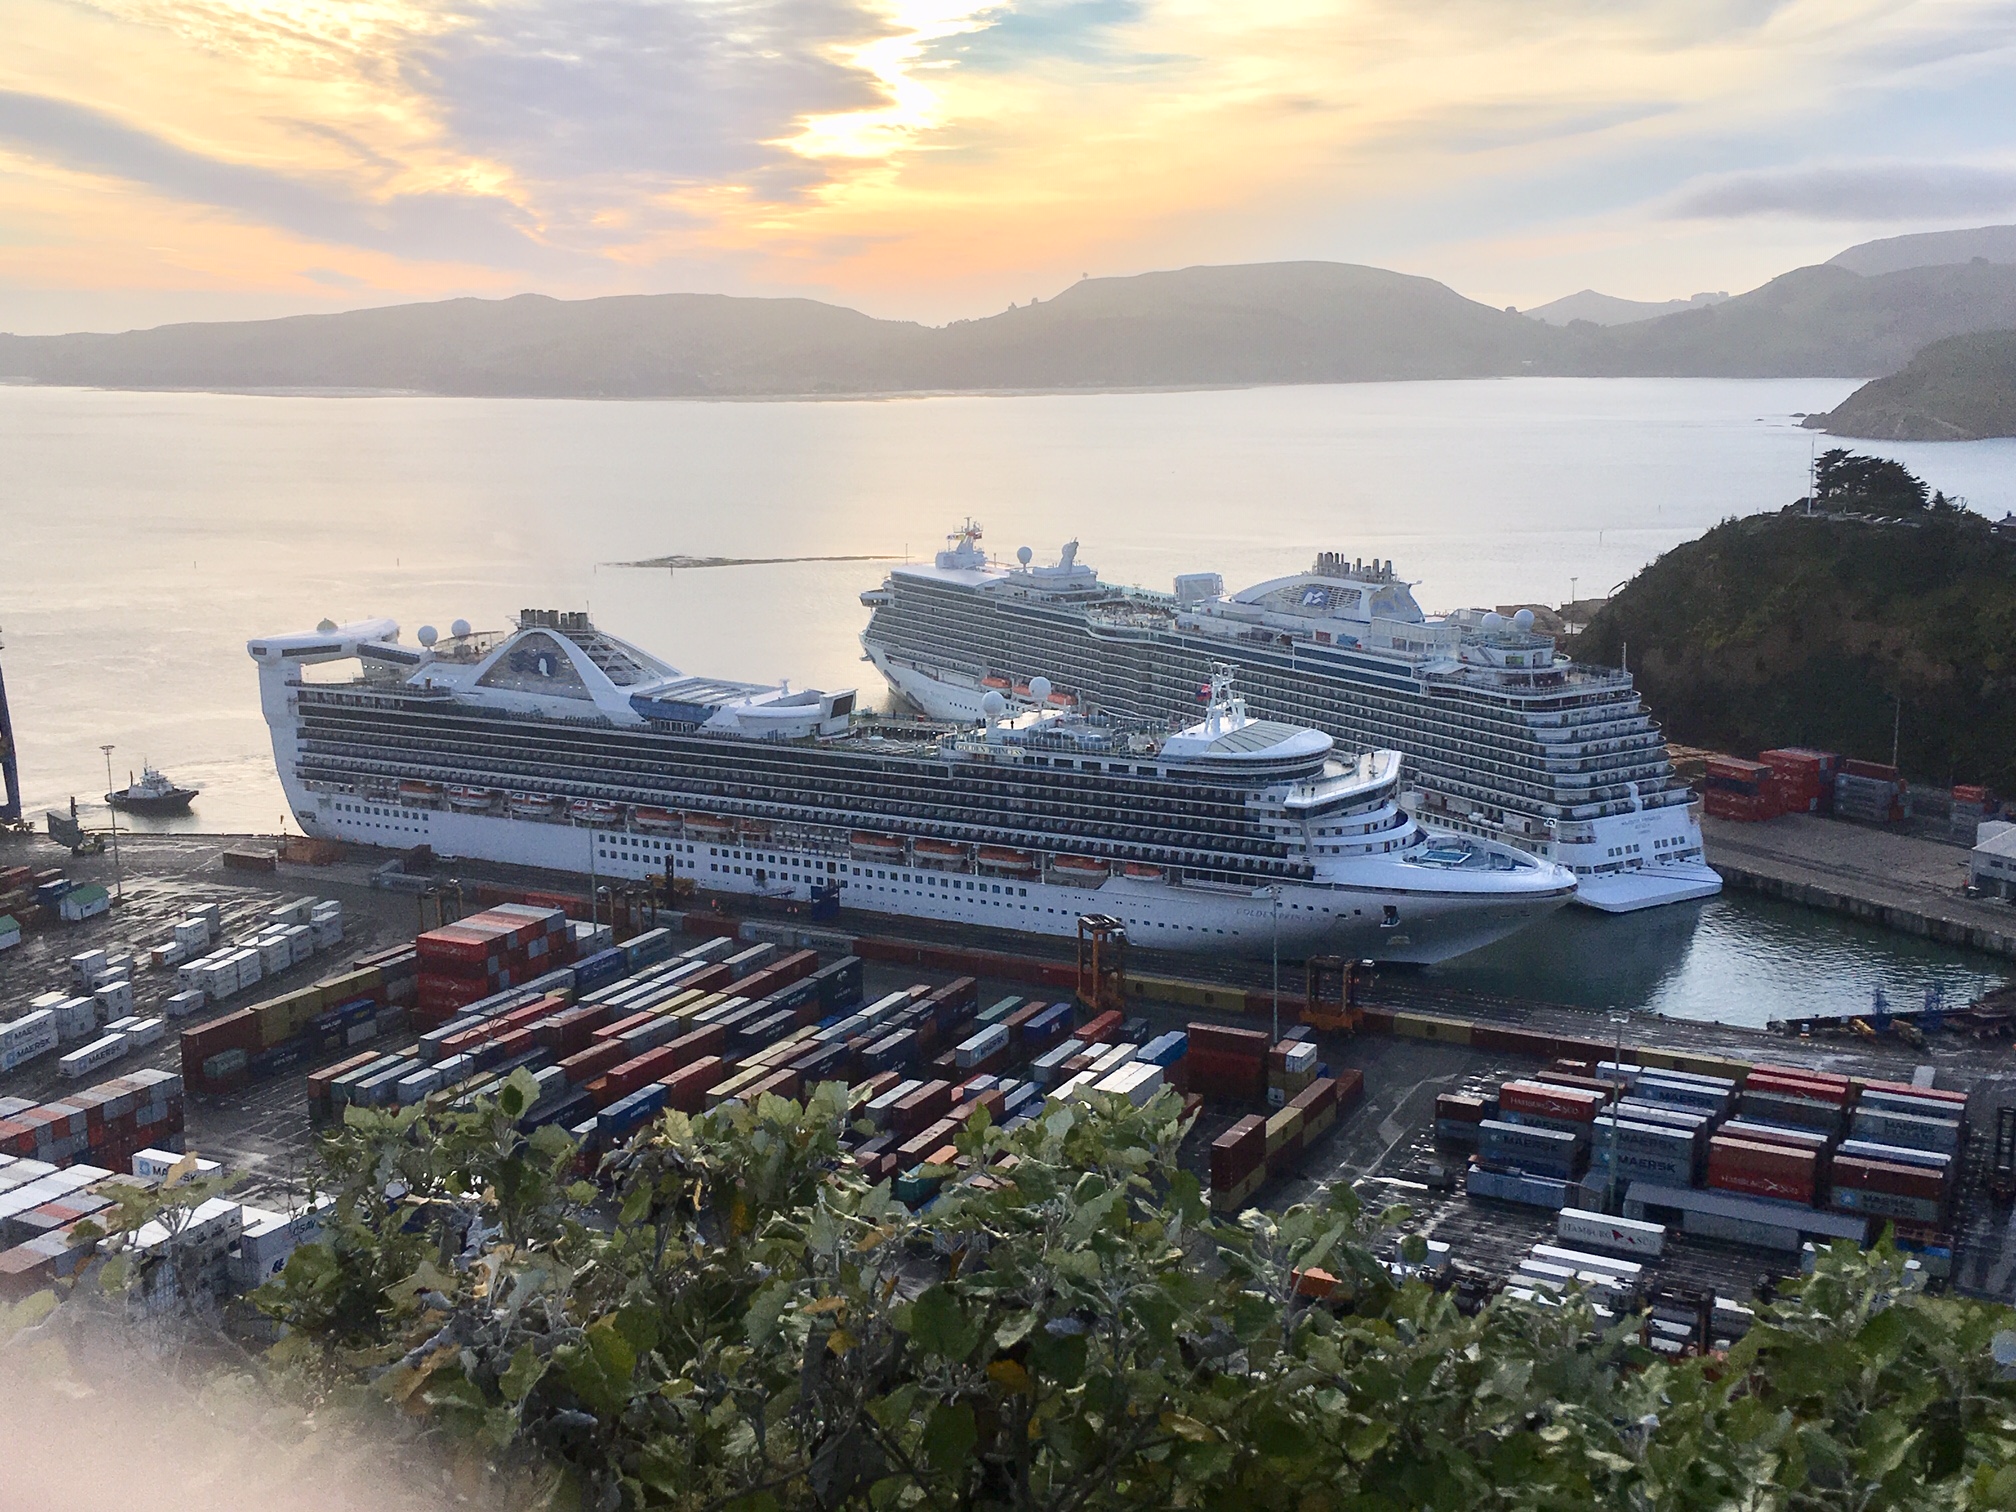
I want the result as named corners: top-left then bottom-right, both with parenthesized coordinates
top-left (2, 377), bottom-right (2010, 1024)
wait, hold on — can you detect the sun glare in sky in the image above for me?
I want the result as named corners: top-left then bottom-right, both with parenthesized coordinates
top-left (1, 0), bottom-right (2014, 330)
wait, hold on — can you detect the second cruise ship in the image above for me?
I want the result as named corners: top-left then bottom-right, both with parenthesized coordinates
top-left (860, 524), bottom-right (1720, 913)
top-left (250, 611), bottom-right (1576, 964)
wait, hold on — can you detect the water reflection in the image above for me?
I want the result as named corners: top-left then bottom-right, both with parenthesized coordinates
top-left (1431, 891), bottom-right (2010, 1028)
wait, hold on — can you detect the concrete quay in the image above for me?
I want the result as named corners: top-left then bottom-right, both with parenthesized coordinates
top-left (1704, 813), bottom-right (2016, 962)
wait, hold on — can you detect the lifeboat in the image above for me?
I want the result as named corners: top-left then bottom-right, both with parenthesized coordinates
top-left (851, 831), bottom-right (906, 860)
top-left (683, 813), bottom-right (735, 839)
top-left (445, 785), bottom-right (497, 813)
top-left (1012, 682), bottom-right (1032, 699)
top-left (739, 820), bottom-right (771, 842)
top-left (569, 799), bottom-right (621, 826)
top-left (1050, 854), bottom-right (1111, 884)
top-left (1123, 862), bottom-right (1164, 881)
top-left (914, 837), bottom-right (971, 867)
top-left (1047, 690), bottom-right (1077, 708)
top-left (508, 792), bottom-right (561, 819)
top-left (632, 806), bottom-right (679, 834)
top-left (981, 674), bottom-right (1012, 691)
top-left (977, 846), bottom-right (1037, 877)
top-left (397, 779), bottom-right (442, 805)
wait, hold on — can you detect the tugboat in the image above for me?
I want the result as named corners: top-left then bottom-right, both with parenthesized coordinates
top-left (105, 764), bottom-right (199, 815)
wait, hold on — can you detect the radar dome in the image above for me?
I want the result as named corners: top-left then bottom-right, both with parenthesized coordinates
top-left (1513, 608), bottom-right (1534, 631)
top-left (1017, 545), bottom-right (1033, 565)
top-left (1481, 612), bottom-right (1505, 631)
top-left (417, 624), bottom-right (439, 647)
top-left (450, 618), bottom-right (471, 639)
top-left (1029, 675), bottom-right (1052, 703)
top-left (981, 690), bottom-right (1008, 719)
top-left (316, 619), bottom-right (337, 634)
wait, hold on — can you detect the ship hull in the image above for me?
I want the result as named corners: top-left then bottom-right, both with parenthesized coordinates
top-left (281, 785), bottom-right (1571, 966)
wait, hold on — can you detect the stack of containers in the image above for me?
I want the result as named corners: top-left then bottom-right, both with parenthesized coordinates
top-left (1833, 1079), bottom-right (1965, 1231)
top-left (0, 1010), bottom-right (59, 1071)
top-left (1702, 757), bottom-right (1781, 822)
top-left (1834, 760), bottom-right (1909, 824)
top-left (1186, 1023), bottom-right (1269, 1102)
top-left (182, 954), bottom-right (406, 1095)
top-left (1951, 786), bottom-right (2000, 843)
top-left (0, 1069), bottom-right (183, 1169)
top-left (1435, 1093), bottom-right (1487, 1144)
top-left (414, 905), bottom-right (573, 1023)
top-left (1210, 1115), bottom-right (1267, 1211)
top-left (1267, 1039), bottom-right (1319, 1107)
top-left (1759, 749), bottom-right (1840, 816)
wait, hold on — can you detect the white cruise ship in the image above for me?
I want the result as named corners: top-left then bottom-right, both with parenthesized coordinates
top-left (860, 525), bottom-right (1720, 913)
top-left (250, 611), bottom-right (1576, 964)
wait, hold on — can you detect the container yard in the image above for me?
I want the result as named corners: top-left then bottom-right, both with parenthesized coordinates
top-left (2, 829), bottom-right (2016, 1335)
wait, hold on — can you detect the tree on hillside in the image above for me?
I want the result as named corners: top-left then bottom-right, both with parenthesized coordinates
top-left (1813, 449), bottom-right (1934, 512)
top-left (235, 1072), bottom-right (2016, 1511)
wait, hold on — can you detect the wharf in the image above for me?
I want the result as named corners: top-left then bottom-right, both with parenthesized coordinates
top-left (1704, 812), bottom-right (2016, 961)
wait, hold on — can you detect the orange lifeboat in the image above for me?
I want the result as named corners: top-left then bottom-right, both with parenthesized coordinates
top-left (850, 831), bottom-right (906, 859)
top-left (1050, 854), bottom-right (1111, 884)
top-left (1047, 690), bottom-right (1077, 708)
top-left (397, 779), bottom-right (442, 805)
top-left (981, 674), bottom-right (1012, 691)
top-left (632, 806), bottom-right (678, 834)
top-left (508, 792), bottom-right (561, 819)
top-left (684, 813), bottom-right (735, 839)
top-left (977, 846), bottom-right (1037, 877)
top-left (1012, 682), bottom-right (1032, 698)
top-left (914, 837), bottom-right (970, 867)
top-left (740, 820), bottom-right (771, 842)
top-left (446, 785), bottom-right (497, 813)
top-left (1123, 862), bottom-right (1164, 881)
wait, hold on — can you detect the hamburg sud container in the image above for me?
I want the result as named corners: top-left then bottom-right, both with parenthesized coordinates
top-left (1707, 1135), bottom-right (1818, 1204)
top-left (1498, 1080), bottom-right (1605, 1127)
top-left (1557, 1206), bottom-right (1666, 1258)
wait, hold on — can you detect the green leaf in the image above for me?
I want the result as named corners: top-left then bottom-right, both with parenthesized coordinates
top-left (921, 1403), bottom-right (977, 1477)
top-left (904, 1285), bottom-right (981, 1362)
top-left (501, 1341), bottom-right (548, 1404)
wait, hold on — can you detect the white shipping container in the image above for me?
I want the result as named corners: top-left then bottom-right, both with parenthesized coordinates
top-left (117, 1016), bottom-right (164, 1050)
top-left (284, 924), bottom-right (314, 965)
top-left (132, 1148), bottom-right (220, 1180)
top-left (0, 1010), bottom-right (60, 1071)
top-left (1089, 1042), bottom-right (1139, 1077)
top-left (165, 989), bottom-right (205, 1018)
top-left (149, 941), bottom-right (190, 970)
top-left (59, 1032), bottom-right (130, 1079)
top-left (1096, 1061), bottom-right (1164, 1106)
top-left (233, 947), bottom-right (262, 987)
top-left (954, 1023), bottom-right (1010, 1068)
top-left (53, 995), bottom-right (100, 1043)
top-left (1281, 1041), bottom-right (1319, 1075)
top-left (1557, 1207), bottom-right (1667, 1257)
top-left (94, 979), bottom-right (135, 1017)
top-left (313, 919), bottom-right (344, 948)
top-left (70, 949), bottom-right (109, 988)
top-left (257, 937), bottom-right (291, 974)
top-left (173, 918), bottom-right (211, 949)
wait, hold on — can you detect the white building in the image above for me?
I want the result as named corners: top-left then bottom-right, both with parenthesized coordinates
top-left (1971, 821), bottom-right (2016, 900)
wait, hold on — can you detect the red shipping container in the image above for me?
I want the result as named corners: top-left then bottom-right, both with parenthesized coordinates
top-left (1210, 1115), bottom-right (1267, 1187)
top-left (1707, 1136), bottom-right (1817, 1204)
top-left (561, 1039), bottom-right (628, 1085)
top-left (593, 1009), bottom-right (665, 1044)
top-left (534, 1004), bottom-right (611, 1057)
top-left (1754, 1063), bottom-right (1849, 1089)
top-left (1829, 1155), bottom-right (1948, 1203)
top-left (660, 1056), bottom-right (726, 1114)
top-left (1188, 1022), bottom-right (1270, 1053)
top-left (741, 1066), bottom-right (802, 1103)
top-left (1749, 1069), bottom-right (1850, 1106)
top-left (1499, 1080), bottom-right (1603, 1123)
top-left (1074, 1011), bottom-right (1123, 1045)
top-left (1856, 1078), bottom-right (1967, 1108)
top-left (892, 1080), bottom-right (954, 1137)
top-left (897, 1116), bottom-right (963, 1167)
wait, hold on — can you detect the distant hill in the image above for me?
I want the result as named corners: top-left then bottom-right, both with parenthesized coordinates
top-left (1804, 331), bottom-right (2016, 440)
top-left (0, 263), bottom-right (1562, 398)
top-left (1522, 290), bottom-right (1727, 327)
top-left (11, 254), bottom-right (2016, 395)
top-left (1829, 224), bottom-right (2016, 277)
top-left (1578, 505), bottom-right (2016, 792)
top-left (1562, 259), bottom-right (2016, 377)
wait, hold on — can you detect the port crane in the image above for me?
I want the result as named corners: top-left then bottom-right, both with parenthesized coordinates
top-left (0, 624), bottom-right (26, 834)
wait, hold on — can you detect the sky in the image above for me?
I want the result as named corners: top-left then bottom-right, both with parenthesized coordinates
top-left (3, 0), bottom-right (2015, 333)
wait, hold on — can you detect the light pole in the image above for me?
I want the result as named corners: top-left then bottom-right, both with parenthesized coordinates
top-left (1269, 885), bottom-right (1282, 1042)
top-left (1605, 1008), bottom-right (1627, 1212)
top-left (100, 744), bottom-right (123, 905)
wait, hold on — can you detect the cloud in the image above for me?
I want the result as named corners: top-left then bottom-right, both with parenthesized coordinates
top-left (1666, 161), bottom-right (2016, 221)
top-left (403, 0), bottom-right (901, 197)
top-left (0, 88), bottom-right (549, 266)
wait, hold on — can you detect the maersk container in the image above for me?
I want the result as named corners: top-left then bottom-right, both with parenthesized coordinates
top-left (1631, 1076), bottom-right (1731, 1114)
top-left (1588, 1146), bottom-right (1694, 1188)
top-left (622, 928), bottom-right (675, 969)
top-left (1849, 1107), bottom-right (1960, 1153)
top-left (1496, 1106), bottom-right (1593, 1141)
top-left (956, 1024), bottom-right (1009, 1068)
top-left (1830, 1185), bottom-right (1943, 1224)
top-left (1479, 1119), bottom-right (1580, 1158)
top-left (1681, 1206), bottom-right (1804, 1252)
top-left (58, 1032), bottom-right (129, 1079)
top-left (1838, 1138), bottom-right (1950, 1172)
top-left (0, 1010), bottom-right (59, 1072)
top-left (1557, 1207), bottom-right (1666, 1257)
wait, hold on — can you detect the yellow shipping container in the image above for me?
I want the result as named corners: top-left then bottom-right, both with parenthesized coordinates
top-left (704, 1065), bottom-right (765, 1108)
top-left (1264, 1106), bottom-right (1306, 1154)
top-left (254, 986), bottom-right (324, 1047)
top-left (1394, 1012), bottom-right (1474, 1046)
top-left (315, 966), bottom-right (385, 1006)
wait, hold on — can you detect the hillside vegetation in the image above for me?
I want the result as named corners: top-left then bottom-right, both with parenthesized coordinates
top-left (1806, 330), bottom-right (2016, 439)
top-left (1577, 482), bottom-right (2016, 791)
top-left (10, 255), bottom-right (2016, 396)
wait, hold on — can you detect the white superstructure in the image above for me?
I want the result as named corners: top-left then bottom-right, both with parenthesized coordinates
top-left (861, 525), bottom-right (1720, 914)
top-left (251, 613), bottom-right (1577, 964)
